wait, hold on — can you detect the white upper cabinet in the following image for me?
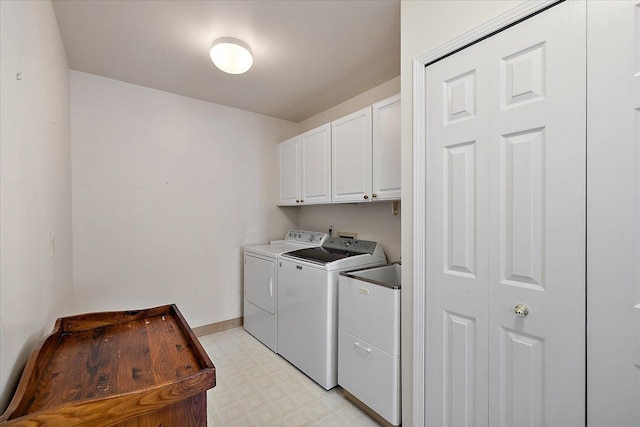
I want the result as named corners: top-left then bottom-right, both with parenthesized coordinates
top-left (277, 136), bottom-right (301, 206)
top-left (277, 124), bottom-right (331, 206)
top-left (300, 124), bottom-right (332, 204)
top-left (331, 107), bottom-right (373, 203)
top-left (372, 94), bottom-right (401, 201)
top-left (278, 94), bottom-right (400, 206)
top-left (332, 94), bottom-right (401, 204)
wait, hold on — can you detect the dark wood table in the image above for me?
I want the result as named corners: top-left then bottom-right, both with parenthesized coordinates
top-left (0, 304), bottom-right (216, 426)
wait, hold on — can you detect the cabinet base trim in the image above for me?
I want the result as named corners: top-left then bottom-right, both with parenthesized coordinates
top-left (343, 389), bottom-right (401, 427)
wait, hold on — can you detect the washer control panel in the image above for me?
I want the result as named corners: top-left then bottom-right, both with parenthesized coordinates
top-left (322, 237), bottom-right (377, 255)
top-left (285, 230), bottom-right (328, 245)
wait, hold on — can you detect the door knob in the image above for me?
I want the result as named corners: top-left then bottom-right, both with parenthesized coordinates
top-left (513, 304), bottom-right (529, 318)
top-left (363, 194), bottom-right (369, 200)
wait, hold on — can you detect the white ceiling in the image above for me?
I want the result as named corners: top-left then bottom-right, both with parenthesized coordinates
top-left (52, 0), bottom-right (400, 123)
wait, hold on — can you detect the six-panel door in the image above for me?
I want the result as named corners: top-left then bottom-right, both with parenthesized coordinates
top-left (425, 2), bottom-right (586, 425)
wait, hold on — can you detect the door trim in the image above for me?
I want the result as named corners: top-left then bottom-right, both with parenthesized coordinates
top-left (412, 1), bottom-right (562, 424)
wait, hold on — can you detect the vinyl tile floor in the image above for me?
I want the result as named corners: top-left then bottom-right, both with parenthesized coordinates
top-left (199, 327), bottom-right (380, 427)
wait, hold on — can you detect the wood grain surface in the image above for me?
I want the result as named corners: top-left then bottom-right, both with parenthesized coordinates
top-left (0, 304), bottom-right (215, 426)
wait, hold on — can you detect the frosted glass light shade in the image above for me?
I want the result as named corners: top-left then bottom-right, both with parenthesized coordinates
top-left (210, 38), bottom-right (253, 74)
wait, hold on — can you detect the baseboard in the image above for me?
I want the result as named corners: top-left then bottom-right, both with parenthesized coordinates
top-left (193, 316), bottom-right (243, 337)
top-left (342, 389), bottom-right (401, 427)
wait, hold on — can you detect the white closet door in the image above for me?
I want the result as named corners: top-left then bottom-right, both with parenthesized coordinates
top-left (587, 2), bottom-right (640, 425)
top-left (486, 2), bottom-right (586, 425)
top-left (426, 40), bottom-right (490, 427)
top-left (425, 2), bottom-right (585, 426)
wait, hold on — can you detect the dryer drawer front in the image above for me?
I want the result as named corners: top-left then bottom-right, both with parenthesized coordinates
top-left (339, 275), bottom-right (400, 355)
top-left (244, 253), bottom-right (275, 314)
top-left (338, 329), bottom-right (400, 425)
top-left (244, 298), bottom-right (276, 352)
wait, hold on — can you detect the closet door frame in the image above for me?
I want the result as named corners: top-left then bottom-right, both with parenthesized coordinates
top-left (411, 1), bottom-right (564, 425)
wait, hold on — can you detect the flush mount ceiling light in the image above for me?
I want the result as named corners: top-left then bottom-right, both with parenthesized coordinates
top-left (209, 37), bottom-right (253, 75)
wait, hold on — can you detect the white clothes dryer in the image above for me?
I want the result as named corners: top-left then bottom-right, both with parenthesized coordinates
top-left (243, 230), bottom-right (327, 352)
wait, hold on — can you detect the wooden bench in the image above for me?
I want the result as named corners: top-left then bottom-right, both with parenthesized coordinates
top-left (0, 304), bottom-right (216, 426)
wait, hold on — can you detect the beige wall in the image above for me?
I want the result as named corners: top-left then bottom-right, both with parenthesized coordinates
top-left (0, 0), bottom-right (73, 409)
top-left (71, 71), bottom-right (299, 328)
top-left (298, 202), bottom-right (401, 262)
top-left (400, 1), bottom-right (525, 424)
top-left (298, 76), bottom-right (400, 133)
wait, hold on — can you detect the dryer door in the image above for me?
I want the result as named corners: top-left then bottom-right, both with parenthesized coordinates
top-left (244, 253), bottom-right (275, 314)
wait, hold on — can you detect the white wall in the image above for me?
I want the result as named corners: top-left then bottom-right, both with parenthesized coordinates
top-left (71, 71), bottom-right (299, 328)
top-left (400, 1), bottom-right (525, 425)
top-left (0, 0), bottom-right (73, 410)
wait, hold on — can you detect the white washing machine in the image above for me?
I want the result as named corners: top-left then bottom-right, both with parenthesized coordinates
top-left (243, 230), bottom-right (327, 352)
top-left (277, 237), bottom-right (386, 389)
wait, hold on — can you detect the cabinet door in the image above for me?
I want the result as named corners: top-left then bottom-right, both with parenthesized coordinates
top-left (300, 124), bottom-right (331, 204)
top-left (372, 94), bottom-right (401, 201)
top-left (331, 107), bottom-right (372, 203)
top-left (277, 136), bottom-right (300, 206)
top-left (338, 330), bottom-right (401, 426)
top-left (339, 274), bottom-right (400, 355)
